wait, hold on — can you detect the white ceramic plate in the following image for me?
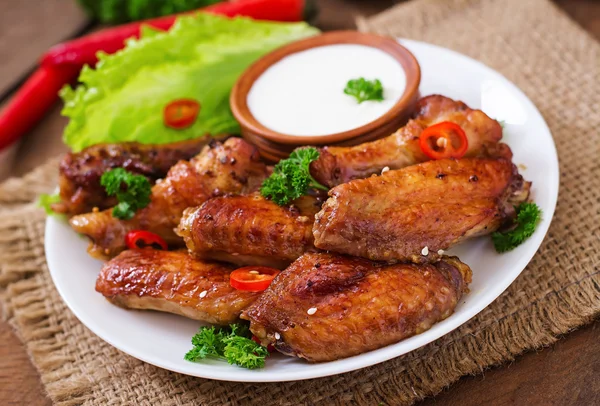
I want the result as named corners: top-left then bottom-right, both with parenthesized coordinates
top-left (45, 39), bottom-right (559, 382)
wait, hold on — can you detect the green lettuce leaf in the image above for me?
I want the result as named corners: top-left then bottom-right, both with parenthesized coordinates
top-left (61, 13), bottom-right (319, 152)
top-left (37, 193), bottom-right (64, 217)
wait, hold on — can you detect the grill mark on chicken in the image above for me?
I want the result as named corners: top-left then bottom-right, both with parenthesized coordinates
top-left (242, 252), bottom-right (472, 362)
top-left (96, 250), bottom-right (260, 325)
top-left (177, 193), bottom-right (321, 268)
top-left (312, 157), bottom-right (531, 263)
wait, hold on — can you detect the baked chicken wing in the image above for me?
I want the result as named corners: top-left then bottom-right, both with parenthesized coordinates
top-left (96, 249), bottom-right (260, 325)
top-left (311, 95), bottom-right (511, 187)
top-left (242, 252), bottom-right (472, 362)
top-left (313, 157), bottom-right (530, 263)
top-left (70, 138), bottom-right (269, 259)
top-left (177, 194), bottom-right (320, 268)
top-left (53, 137), bottom-right (221, 216)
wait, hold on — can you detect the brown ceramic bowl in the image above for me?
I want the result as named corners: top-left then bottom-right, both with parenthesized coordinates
top-left (230, 30), bottom-right (421, 161)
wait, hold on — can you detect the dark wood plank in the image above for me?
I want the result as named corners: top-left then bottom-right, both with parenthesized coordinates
top-left (316, 0), bottom-right (398, 30)
top-left (0, 0), bottom-right (89, 98)
top-left (0, 1), bottom-right (599, 406)
top-left (12, 102), bottom-right (69, 178)
top-left (419, 321), bottom-right (600, 405)
top-left (555, 0), bottom-right (600, 39)
top-left (0, 308), bottom-right (51, 406)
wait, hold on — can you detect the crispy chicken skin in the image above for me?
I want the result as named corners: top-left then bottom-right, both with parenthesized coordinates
top-left (53, 137), bottom-right (219, 216)
top-left (70, 138), bottom-right (270, 259)
top-left (311, 95), bottom-right (511, 187)
top-left (242, 252), bottom-right (472, 362)
top-left (96, 250), bottom-right (260, 324)
top-left (177, 194), bottom-right (321, 268)
top-left (313, 158), bottom-right (531, 263)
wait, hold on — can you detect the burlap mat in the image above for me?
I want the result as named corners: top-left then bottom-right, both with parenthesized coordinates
top-left (1, 0), bottom-right (599, 404)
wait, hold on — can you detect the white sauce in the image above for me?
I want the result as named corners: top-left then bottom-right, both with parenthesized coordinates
top-left (247, 44), bottom-right (406, 136)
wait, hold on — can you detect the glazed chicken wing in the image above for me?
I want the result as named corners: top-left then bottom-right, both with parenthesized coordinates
top-left (53, 136), bottom-right (220, 215)
top-left (177, 194), bottom-right (320, 268)
top-left (313, 158), bottom-right (531, 263)
top-left (242, 252), bottom-right (472, 362)
top-left (70, 138), bottom-right (269, 259)
top-left (96, 250), bottom-right (260, 325)
top-left (311, 95), bottom-right (511, 187)
top-left (52, 135), bottom-right (222, 216)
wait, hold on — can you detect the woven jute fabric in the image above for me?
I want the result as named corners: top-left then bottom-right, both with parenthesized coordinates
top-left (1, 0), bottom-right (599, 404)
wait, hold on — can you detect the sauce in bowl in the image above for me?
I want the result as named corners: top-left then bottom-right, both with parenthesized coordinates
top-left (247, 44), bottom-right (407, 137)
top-left (231, 31), bottom-right (421, 161)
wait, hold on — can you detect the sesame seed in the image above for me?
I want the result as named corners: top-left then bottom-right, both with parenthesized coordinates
top-left (199, 290), bottom-right (207, 298)
top-left (381, 166), bottom-right (390, 174)
top-left (421, 246), bottom-right (429, 256)
top-left (274, 332), bottom-right (281, 340)
top-left (307, 307), bottom-right (317, 315)
top-left (249, 270), bottom-right (259, 275)
top-left (437, 249), bottom-right (445, 255)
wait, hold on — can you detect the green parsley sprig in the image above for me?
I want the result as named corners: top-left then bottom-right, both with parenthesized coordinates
top-left (344, 77), bottom-right (384, 104)
top-left (492, 202), bottom-right (542, 253)
top-left (185, 324), bottom-right (269, 369)
top-left (260, 147), bottom-right (328, 206)
top-left (100, 168), bottom-right (152, 220)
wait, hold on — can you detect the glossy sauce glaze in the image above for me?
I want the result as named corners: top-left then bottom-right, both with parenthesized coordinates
top-left (242, 252), bottom-right (472, 362)
top-left (96, 249), bottom-right (260, 325)
top-left (247, 44), bottom-right (406, 136)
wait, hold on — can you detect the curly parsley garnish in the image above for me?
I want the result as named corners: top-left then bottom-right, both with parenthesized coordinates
top-left (260, 147), bottom-right (328, 206)
top-left (185, 324), bottom-right (269, 369)
top-left (492, 202), bottom-right (542, 253)
top-left (100, 168), bottom-right (152, 220)
top-left (344, 77), bottom-right (384, 103)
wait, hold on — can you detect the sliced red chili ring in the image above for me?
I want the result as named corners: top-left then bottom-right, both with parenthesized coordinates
top-left (125, 230), bottom-right (168, 251)
top-left (419, 121), bottom-right (469, 160)
top-left (163, 98), bottom-right (200, 129)
top-left (230, 266), bottom-right (280, 292)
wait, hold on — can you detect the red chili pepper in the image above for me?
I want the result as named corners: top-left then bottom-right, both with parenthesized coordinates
top-left (419, 121), bottom-right (469, 160)
top-left (230, 266), bottom-right (280, 292)
top-left (40, 0), bottom-right (314, 69)
top-left (252, 335), bottom-right (276, 352)
top-left (164, 99), bottom-right (201, 129)
top-left (125, 230), bottom-right (168, 251)
top-left (0, 65), bottom-right (79, 151)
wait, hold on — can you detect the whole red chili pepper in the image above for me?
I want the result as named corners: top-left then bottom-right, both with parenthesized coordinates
top-left (0, 65), bottom-right (79, 151)
top-left (40, 0), bottom-right (315, 69)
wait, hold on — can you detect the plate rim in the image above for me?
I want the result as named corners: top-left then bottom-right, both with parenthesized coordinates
top-left (44, 38), bottom-right (559, 383)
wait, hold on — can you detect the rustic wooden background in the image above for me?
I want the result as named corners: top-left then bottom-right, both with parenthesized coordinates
top-left (1, 0), bottom-right (599, 404)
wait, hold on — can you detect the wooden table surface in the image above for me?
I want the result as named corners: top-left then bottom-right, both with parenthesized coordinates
top-left (1, 1), bottom-right (599, 404)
